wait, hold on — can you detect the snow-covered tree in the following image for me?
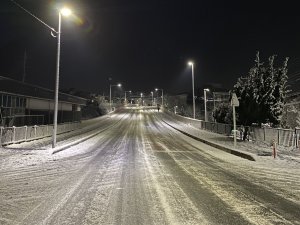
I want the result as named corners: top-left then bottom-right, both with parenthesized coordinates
top-left (213, 103), bottom-right (233, 124)
top-left (281, 105), bottom-right (300, 129)
top-left (233, 52), bottom-right (262, 125)
top-left (233, 52), bottom-right (289, 126)
top-left (271, 57), bottom-right (289, 124)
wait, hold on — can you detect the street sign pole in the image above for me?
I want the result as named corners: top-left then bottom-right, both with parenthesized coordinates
top-left (233, 105), bottom-right (237, 147)
top-left (231, 93), bottom-right (239, 148)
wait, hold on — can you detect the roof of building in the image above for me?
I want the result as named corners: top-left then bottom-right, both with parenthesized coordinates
top-left (0, 76), bottom-right (86, 105)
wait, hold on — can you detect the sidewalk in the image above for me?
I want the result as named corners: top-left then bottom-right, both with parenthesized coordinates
top-left (161, 113), bottom-right (300, 163)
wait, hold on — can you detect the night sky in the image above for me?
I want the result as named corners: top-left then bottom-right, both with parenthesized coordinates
top-left (1, 0), bottom-right (300, 95)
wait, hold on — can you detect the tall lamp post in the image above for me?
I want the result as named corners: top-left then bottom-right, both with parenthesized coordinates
top-left (140, 93), bottom-right (143, 106)
top-left (204, 88), bottom-right (210, 122)
top-left (110, 83), bottom-right (121, 111)
top-left (151, 91), bottom-right (154, 106)
top-left (52, 8), bottom-right (72, 148)
top-left (155, 88), bottom-right (164, 107)
top-left (188, 61), bottom-right (195, 119)
top-left (124, 90), bottom-right (131, 105)
top-left (9, 2), bottom-right (72, 148)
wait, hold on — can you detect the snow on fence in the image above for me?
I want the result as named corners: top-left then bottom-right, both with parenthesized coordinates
top-left (166, 111), bottom-right (232, 136)
top-left (251, 127), bottom-right (296, 146)
top-left (201, 121), bottom-right (233, 136)
top-left (166, 110), bottom-right (300, 147)
top-left (0, 122), bottom-right (80, 146)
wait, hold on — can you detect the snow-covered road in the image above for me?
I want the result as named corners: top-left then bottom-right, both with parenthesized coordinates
top-left (0, 108), bottom-right (300, 224)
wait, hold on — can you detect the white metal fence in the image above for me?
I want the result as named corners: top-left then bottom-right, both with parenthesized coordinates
top-left (251, 127), bottom-right (300, 147)
top-left (166, 110), bottom-right (300, 147)
top-left (0, 122), bottom-right (80, 146)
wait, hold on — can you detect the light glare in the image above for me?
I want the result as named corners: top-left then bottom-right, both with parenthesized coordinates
top-left (61, 8), bottom-right (72, 17)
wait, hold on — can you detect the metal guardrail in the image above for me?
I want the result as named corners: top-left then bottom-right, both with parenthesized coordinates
top-left (0, 122), bottom-right (80, 146)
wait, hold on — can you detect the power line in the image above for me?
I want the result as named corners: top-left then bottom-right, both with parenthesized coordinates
top-left (9, 0), bottom-right (57, 33)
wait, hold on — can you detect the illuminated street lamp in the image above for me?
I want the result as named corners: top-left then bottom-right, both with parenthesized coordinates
top-left (10, 1), bottom-right (72, 148)
top-left (124, 90), bottom-right (131, 105)
top-left (155, 88), bottom-right (164, 107)
top-left (151, 91), bottom-right (154, 106)
top-left (140, 93), bottom-right (143, 106)
top-left (188, 61), bottom-right (195, 119)
top-left (110, 83), bottom-right (121, 111)
top-left (52, 7), bottom-right (72, 148)
top-left (204, 88), bottom-right (210, 122)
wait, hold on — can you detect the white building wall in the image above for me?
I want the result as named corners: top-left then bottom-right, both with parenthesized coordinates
top-left (26, 98), bottom-right (72, 111)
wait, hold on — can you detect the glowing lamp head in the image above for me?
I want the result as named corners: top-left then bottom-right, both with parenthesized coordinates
top-left (188, 61), bottom-right (193, 66)
top-left (204, 88), bottom-right (210, 92)
top-left (155, 88), bottom-right (158, 91)
top-left (60, 8), bottom-right (72, 17)
top-left (117, 83), bottom-right (122, 87)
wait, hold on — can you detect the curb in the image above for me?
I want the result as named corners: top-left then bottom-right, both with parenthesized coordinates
top-left (163, 120), bottom-right (256, 161)
top-left (52, 126), bottom-right (109, 154)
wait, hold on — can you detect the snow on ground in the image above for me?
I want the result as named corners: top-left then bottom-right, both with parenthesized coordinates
top-left (0, 112), bottom-right (122, 171)
top-left (1, 109), bottom-right (300, 172)
top-left (160, 112), bottom-right (300, 165)
top-left (0, 108), bottom-right (300, 224)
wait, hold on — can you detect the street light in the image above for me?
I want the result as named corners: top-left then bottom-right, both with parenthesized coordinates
top-left (151, 91), bottom-right (154, 106)
top-left (188, 61), bottom-right (195, 119)
top-left (155, 88), bottom-right (164, 107)
top-left (9, 1), bottom-right (72, 148)
top-left (110, 83), bottom-right (121, 111)
top-left (52, 7), bottom-right (72, 148)
top-left (140, 93), bottom-right (143, 106)
top-left (124, 90), bottom-right (131, 105)
top-left (204, 88), bottom-right (210, 122)
top-left (61, 8), bottom-right (72, 16)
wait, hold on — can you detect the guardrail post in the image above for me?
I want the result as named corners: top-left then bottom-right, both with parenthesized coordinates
top-left (277, 129), bottom-right (280, 146)
top-left (34, 125), bottom-right (37, 138)
top-left (24, 126), bottom-right (27, 141)
top-left (272, 139), bottom-right (277, 158)
top-left (12, 126), bottom-right (16, 143)
top-left (0, 126), bottom-right (3, 147)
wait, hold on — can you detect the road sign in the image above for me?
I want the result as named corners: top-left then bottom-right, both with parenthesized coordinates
top-left (231, 93), bottom-right (239, 107)
top-left (231, 93), bottom-right (239, 147)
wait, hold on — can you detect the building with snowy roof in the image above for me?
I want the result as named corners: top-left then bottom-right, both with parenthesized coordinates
top-left (0, 76), bottom-right (86, 127)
